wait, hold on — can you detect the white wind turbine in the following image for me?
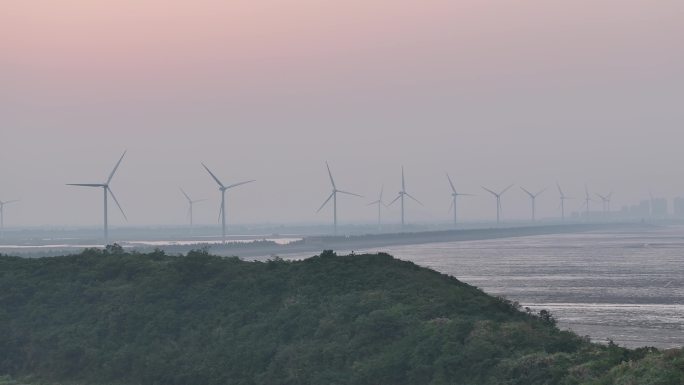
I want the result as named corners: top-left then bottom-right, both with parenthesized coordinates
top-left (201, 163), bottom-right (255, 244)
top-left (180, 188), bottom-right (206, 234)
top-left (0, 198), bottom-right (20, 240)
top-left (316, 162), bottom-right (362, 235)
top-left (67, 151), bottom-right (128, 245)
top-left (520, 186), bottom-right (547, 222)
top-left (388, 166), bottom-right (422, 230)
top-left (595, 191), bottom-right (613, 216)
top-left (579, 184), bottom-right (593, 220)
top-left (481, 184), bottom-right (514, 224)
top-left (556, 183), bottom-right (572, 221)
top-left (367, 185), bottom-right (387, 231)
top-left (446, 173), bottom-right (473, 227)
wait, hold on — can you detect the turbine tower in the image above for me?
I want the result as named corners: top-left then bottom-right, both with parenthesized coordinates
top-left (0, 199), bottom-right (19, 240)
top-left (201, 163), bottom-right (255, 243)
top-left (556, 183), bottom-right (572, 221)
top-left (367, 185), bottom-right (386, 231)
top-left (316, 162), bottom-right (362, 235)
top-left (180, 188), bottom-right (206, 234)
top-left (595, 192), bottom-right (613, 216)
top-left (67, 151), bottom-right (128, 245)
top-left (520, 186), bottom-right (546, 222)
top-left (446, 173), bottom-right (473, 227)
top-left (579, 184), bottom-right (592, 220)
top-left (481, 184), bottom-right (514, 224)
top-left (388, 166), bottom-right (422, 230)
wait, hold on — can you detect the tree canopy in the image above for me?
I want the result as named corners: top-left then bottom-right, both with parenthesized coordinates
top-left (0, 248), bottom-right (682, 384)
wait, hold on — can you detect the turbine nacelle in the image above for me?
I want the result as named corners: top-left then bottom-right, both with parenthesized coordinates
top-left (389, 167), bottom-right (422, 229)
top-left (66, 150), bottom-right (128, 244)
top-left (481, 184), bottom-right (514, 224)
top-left (201, 162), bottom-right (255, 242)
top-left (316, 162), bottom-right (362, 233)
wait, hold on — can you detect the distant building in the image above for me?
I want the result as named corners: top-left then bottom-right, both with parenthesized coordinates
top-left (620, 200), bottom-right (650, 219)
top-left (633, 200), bottom-right (650, 218)
top-left (674, 197), bottom-right (684, 218)
top-left (651, 198), bottom-right (668, 218)
top-left (639, 200), bottom-right (650, 217)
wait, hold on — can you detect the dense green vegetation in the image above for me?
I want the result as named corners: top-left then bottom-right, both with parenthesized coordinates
top-left (0, 248), bottom-right (682, 385)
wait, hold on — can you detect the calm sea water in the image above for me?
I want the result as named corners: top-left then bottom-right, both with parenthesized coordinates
top-left (341, 227), bottom-right (684, 349)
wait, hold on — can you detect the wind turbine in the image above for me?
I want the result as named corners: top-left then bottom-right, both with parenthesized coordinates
top-left (446, 173), bottom-right (473, 227)
top-left (388, 166), bottom-right (422, 230)
top-left (579, 184), bottom-right (593, 220)
top-left (595, 191), bottom-right (613, 216)
top-left (316, 162), bottom-right (362, 235)
top-left (481, 184), bottom-right (514, 224)
top-left (0, 199), bottom-right (20, 240)
top-left (67, 151), bottom-right (128, 245)
top-left (180, 188), bottom-right (206, 234)
top-left (556, 183), bottom-right (572, 221)
top-left (202, 163), bottom-right (255, 244)
top-left (520, 186), bottom-right (546, 222)
top-left (367, 185), bottom-right (386, 231)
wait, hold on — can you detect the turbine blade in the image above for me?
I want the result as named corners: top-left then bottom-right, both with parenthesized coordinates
top-left (388, 194), bottom-right (401, 206)
top-left (500, 184), bottom-right (514, 196)
top-left (180, 187), bottom-right (192, 202)
top-left (226, 179), bottom-right (256, 190)
top-left (481, 186), bottom-right (498, 196)
top-left (107, 187), bottom-right (128, 221)
top-left (325, 161), bottom-right (336, 189)
top-left (192, 199), bottom-right (208, 203)
top-left (106, 150), bottom-right (127, 185)
top-left (536, 187), bottom-right (548, 197)
top-left (367, 200), bottom-right (380, 206)
top-left (201, 163), bottom-right (225, 188)
top-left (520, 186), bottom-right (533, 198)
top-left (66, 183), bottom-right (105, 187)
top-left (337, 190), bottom-right (362, 198)
top-left (448, 199), bottom-right (454, 213)
top-left (218, 204), bottom-right (223, 223)
top-left (379, 185), bottom-right (384, 201)
top-left (316, 192), bottom-right (335, 213)
top-left (556, 182), bottom-right (564, 197)
top-left (446, 173), bottom-right (457, 193)
top-left (4, 200), bottom-right (20, 205)
top-left (405, 192), bottom-right (423, 206)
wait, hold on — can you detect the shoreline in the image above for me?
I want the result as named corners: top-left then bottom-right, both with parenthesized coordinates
top-left (146, 222), bottom-right (652, 258)
top-left (1, 222), bottom-right (655, 258)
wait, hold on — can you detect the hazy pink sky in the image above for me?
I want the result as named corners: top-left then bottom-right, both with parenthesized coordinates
top-left (2, 1), bottom-right (683, 227)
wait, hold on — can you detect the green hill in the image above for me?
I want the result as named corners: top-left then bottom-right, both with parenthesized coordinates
top-left (0, 247), bottom-right (682, 385)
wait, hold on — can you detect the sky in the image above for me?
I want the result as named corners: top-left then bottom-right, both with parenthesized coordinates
top-left (1, 0), bottom-right (683, 228)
